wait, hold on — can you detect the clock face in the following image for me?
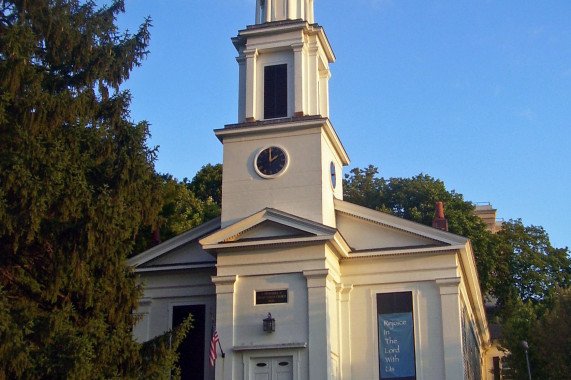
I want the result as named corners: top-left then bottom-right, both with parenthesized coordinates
top-left (255, 146), bottom-right (288, 178)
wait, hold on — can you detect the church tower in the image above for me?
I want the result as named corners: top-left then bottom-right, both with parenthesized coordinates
top-left (216, 0), bottom-right (349, 228)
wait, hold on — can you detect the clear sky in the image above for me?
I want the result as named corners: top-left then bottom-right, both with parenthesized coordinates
top-left (116, 0), bottom-right (570, 249)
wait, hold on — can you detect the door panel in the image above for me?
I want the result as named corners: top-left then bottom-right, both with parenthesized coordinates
top-left (250, 357), bottom-right (293, 380)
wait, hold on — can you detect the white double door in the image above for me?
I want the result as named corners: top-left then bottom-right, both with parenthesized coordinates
top-left (251, 356), bottom-right (293, 380)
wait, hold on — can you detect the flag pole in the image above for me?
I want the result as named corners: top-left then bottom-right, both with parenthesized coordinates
top-left (218, 339), bottom-right (225, 358)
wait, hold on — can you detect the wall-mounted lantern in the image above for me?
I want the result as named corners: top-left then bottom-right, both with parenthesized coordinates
top-left (263, 313), bottom-right (275, 333)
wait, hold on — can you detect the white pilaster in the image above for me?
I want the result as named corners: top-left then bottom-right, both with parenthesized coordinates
top-left (436, 277), bottom-right (464, 380)
top-left (307, 42), bottom-right (319, 116)
top-left (265, 0), bottom-right (272, 23)
top-left (293, 43), bottom-right (305, 117)
top-left (337, 284), bottom-right (353, 380)
top-left (244, 49), bottom-right (258, 122)
top-left (212, 275), bottom-right (238, 380)
top-left (255, 0), bottom-right (261, 24)
top-left (236, 55), bottom-right (246, 123)
top-left (319, 69), bottom-right (331, 117)
top-left (304, 269), bottom-right (333, 380)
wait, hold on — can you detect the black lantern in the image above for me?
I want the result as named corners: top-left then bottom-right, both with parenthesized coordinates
top-left (263, 313), bottom-right (275, 333)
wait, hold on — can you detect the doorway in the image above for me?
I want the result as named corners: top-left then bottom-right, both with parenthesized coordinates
top-left (251, 356), bottom-right (293, 380)
top-left (172, 304), bottom-right (206, 380)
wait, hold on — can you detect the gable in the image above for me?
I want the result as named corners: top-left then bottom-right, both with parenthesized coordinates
top-left (334, 199), bottom-right (468, 254)
top-left (225, 220), bottom-right (313, 242)
top-left (139, 240), bottom-right (215, 269)
top-left (336, 212), bottom-right (443, 251)
top-left (128, 217), bottom-right (221, 271)
top-left (200, 208), bottom-right (350, 255)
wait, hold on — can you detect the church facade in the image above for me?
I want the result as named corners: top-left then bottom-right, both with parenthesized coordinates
top-left (128, 1), bottom-right (492, 379)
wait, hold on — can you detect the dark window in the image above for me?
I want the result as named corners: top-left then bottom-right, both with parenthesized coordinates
top-left (172, 305), bottom-right (206, 380)
top-left (264, 64), bottom-right (287, 119)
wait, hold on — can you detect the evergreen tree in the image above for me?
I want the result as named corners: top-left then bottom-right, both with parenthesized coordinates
top-left (0, 1), bottom-right (184, 377)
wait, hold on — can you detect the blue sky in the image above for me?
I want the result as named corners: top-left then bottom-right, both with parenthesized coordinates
top-left (117, 1), bottom-right (570, 249)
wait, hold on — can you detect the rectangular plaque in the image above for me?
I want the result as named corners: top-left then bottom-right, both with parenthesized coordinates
top-left (256, 290), bottom-right (288, 305)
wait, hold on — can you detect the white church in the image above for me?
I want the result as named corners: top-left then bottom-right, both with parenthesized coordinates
top-left (128, 1), bottom-right (493, 379)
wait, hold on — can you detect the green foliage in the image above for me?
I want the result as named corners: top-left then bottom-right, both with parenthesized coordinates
top-left (138, 314), bottom-right (193, 380)
top-left (185, 163), bottom-right (223, 207)
top-left (132, 167), bottom-right (222, 255)
top-left (495, 219), bottom-right (570, 308)
top-left (501, 288), bottom-right (571, 380)
top-left (528, 288), bottom-right (571, 379)
top-left (0, 0), bottom-right (187, 378)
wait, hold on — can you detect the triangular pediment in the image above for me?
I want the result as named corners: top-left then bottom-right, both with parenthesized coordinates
top-left (127, 217), bottom-right (221, 271)
top-left (334, 199), bottom-right (468, 256)
top-left (222, 220), bottom-right (314, 242)
top-left (200, 208), bottom-right (350, 254)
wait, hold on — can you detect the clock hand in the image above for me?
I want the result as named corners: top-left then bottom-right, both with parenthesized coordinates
top-left (269, 148), bottom-right (278, 163)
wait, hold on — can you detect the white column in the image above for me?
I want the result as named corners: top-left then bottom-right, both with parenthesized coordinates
top-left (244, 49), bottom-right (258, 122)
top-left (304, 269), bottom-right (333, 380)
top-left (436, 277), bottom-right (464, 380)
top-left (319, 69), bottom-right (331, 117)
top-left (236, 55), bottom-right (246, 123)
top-left (265, 0), bottom-right (273, 23)
top-left (212, 275), bottom-right (238, 380)
top-left (255, 0), bottom-right (261, 24)
top-left (307, 0), bottom-right (314, 23)
top-left (337, 284), bottom-right (353, 380)
top-left (292, 43), bottom-right (305, 117)
top-left (307, 42), bottom-right (319, 116)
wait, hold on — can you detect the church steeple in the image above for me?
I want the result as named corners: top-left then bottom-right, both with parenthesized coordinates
top-left (233, 1), bottom-right (333, 124)
top-left (217, 1), bottom-right (349, 228)
top-left (255, 0), bottom-right (314, 24)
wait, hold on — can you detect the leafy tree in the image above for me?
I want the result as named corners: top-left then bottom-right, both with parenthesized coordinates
top-left (527, 287), bottom-right (571, 379)
top-left (502, 288), bottom-right (571, 380)
top-left (132, 171), bottom-right (222, 255)
top-left (495, 219), bottom-right (570, 310)
top-left (185, 163), bottom-right (223, 207)
top-left (0, 0), bottom-right (185, 377)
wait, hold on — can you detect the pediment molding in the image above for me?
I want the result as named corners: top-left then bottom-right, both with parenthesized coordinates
top-left (200, 208), bottom-right (350, 255)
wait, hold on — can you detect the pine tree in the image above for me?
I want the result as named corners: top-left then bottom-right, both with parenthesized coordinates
top-left (0, 1), bottom-right (180, 377)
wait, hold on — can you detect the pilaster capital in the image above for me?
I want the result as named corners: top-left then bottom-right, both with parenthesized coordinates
top-left (306, 41), bottom-right (319, 55)
top-left (291, 42), bottom-right (305, 52)
top-left (243, 48), bottom-right (259, 58)
top-left (436, 277), bottom-right (461, 295)
top-left (212, 275), bottom-right (238, 294)
top-left (303, 269), bottom-right (330, 288)
top-left (336, 284), bottom-right (353, 302)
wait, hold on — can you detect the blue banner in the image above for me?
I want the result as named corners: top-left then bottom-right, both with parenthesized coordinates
top-left (378, 312), bottom-right (415, 379)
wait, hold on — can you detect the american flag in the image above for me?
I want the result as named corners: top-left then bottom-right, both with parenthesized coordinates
top-left (209, 329), bottom-right (219, 367)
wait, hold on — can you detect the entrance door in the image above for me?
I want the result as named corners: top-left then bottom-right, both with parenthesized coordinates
top-left (251, 357), bottom-right (293, 380)
top-left (172, 305), bottom-right (206, 380)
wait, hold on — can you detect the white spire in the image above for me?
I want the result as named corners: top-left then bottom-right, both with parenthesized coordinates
top-left (255, 0), bottom-right (315, 24)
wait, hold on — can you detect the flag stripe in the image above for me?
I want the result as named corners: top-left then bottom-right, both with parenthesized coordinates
top-left (209, 330), bottom-right (219, 367)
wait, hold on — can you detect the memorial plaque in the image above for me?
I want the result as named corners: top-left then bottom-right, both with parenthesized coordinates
top-left (256, 290), bottom-right (288, 305)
